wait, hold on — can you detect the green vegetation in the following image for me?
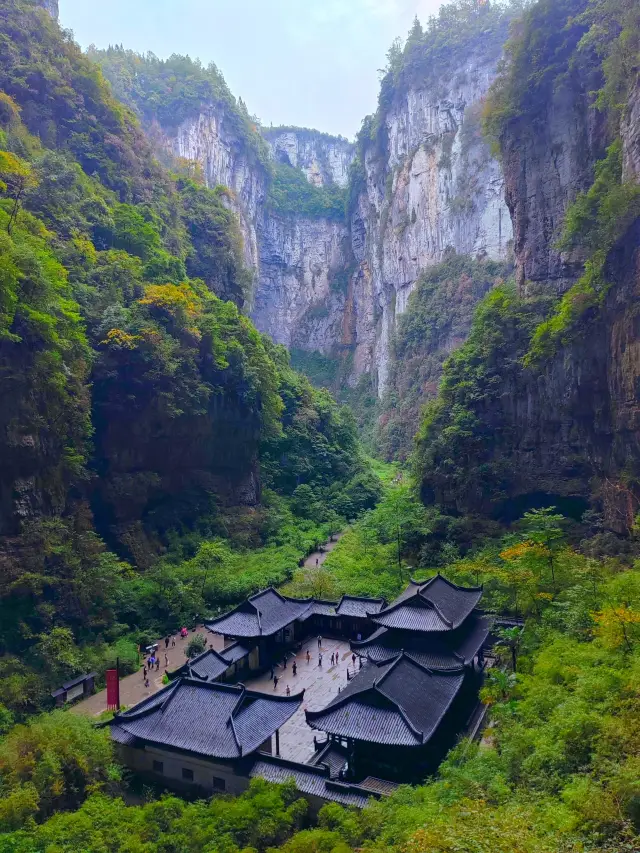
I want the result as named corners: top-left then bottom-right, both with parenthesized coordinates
top-left (0, 1), bottom-right (378, 716)
top-left (525, 140), bottom-right (640, 364)
top-left (267, 160), bottom-right (346, 221)
top-left (2, 499), bottom-right (640, 851)
top-left (414, 282), bottom-right (552, 512)
top-left (378, 253), bottom-right (512, 461)
top-left (483, 0), bottom-right (640, 360)
top-left (360, 1), bottom-right (519, 163)
top-left (290, 347), bottom-right (343, 389)
top-left (89, 47), bottom-right (270, 167)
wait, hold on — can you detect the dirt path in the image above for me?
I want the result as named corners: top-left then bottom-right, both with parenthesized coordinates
top-left (71, 627), bottom-right (223, 717)
top-left (303, 532), bottom-right (343, 569)
top-left (72, 533), bottom-right (345, 717)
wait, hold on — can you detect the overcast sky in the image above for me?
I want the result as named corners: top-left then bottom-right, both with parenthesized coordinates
top-left (59, 0), bottom-right (444, 139)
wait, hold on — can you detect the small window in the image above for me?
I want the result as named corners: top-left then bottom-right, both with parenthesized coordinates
top-left (152, 760), bottom-right (163, 774)
top-left (212, 776), bottom-right (226, 792)
top-left (182, 768), bottom-right (194, 781)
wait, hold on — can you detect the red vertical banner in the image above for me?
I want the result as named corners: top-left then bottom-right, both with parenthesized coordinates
top-left (106, 669), bottom-right (119, 710)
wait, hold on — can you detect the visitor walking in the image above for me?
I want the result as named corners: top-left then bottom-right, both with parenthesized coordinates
top-left (164, 654), bottom-right (168, 667)
top-left (143, 666), bottom-right (147, 679)
top-left (318, 653), bottom-right (323, 667)
top-left (144, 677), bottom-right (150, 688)
top-left (317, 635), bottom-right (322, 649)
top-left (292, 661), bottom-right (297, 676)
top-left (316, 557), bottom-right (319, 567)
top-left (283, 657), bottom-right (287, 670)
top-left (165, 636), bottom-right (169, 649)
top-left (156, 658), bottom-right (160, 671)
top-left (171, 636), bottom-right (176, 648)
top-left (273, 675), bottom-right (279, 690)
top-left (306, 649), bottom-right (311, 664)
top-left (352, 653), bottom-right (356, 667)
top-left (286, 685), bottom-right (291, 696)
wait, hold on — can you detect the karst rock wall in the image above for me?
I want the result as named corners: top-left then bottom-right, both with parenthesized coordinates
top-left (150, 43), bottom-right (511, 388)
top-left (348, 51), bottom-right (513, 390)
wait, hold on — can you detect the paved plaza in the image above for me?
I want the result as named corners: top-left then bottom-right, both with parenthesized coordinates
top-left (71, 627), bottom-right (222, 717)
top-left (245, 636), bottom-right (357, 763)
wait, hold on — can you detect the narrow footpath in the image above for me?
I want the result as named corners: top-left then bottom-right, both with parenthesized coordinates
top-left (70, 626), bottom-right (220, 717)
top-left (302, 532), bottom-right (343, 569)
top-left (71, 532), bottom-right (344, 717)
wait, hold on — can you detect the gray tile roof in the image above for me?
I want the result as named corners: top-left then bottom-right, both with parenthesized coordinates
top-left (207, 589), bottom-right (388, 638)
top-left (359, 776), bottom-right (399, 796)
top-left (249, 758), bottom-right (370, 808)
top-left (311, 742), bottom-right (349, 778)
top-left (188, 649), bottom-right (231, 682)
top-left (450, 613), bottom-right (493, 664)
top-left (306, 656), bottom-right (464, 746)
top-left (220, 641), bottom-right (251, 664)
top-left (353, 613), bottom-right (492, 668)
top-left (337, 596), bottom-right (385, 618)
top-left (110, 678), bottom-right (303, 759)
top-left (206, 588), bottom-right (310, 638)
top-left (372, 575), bottom-right (482, 632)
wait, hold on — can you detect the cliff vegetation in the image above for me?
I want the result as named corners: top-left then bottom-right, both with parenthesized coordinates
top-left (0, 0), bottom-right (377, 714)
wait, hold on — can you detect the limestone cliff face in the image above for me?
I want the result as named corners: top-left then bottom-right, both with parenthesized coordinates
top-left (152, 108), bottom-right (267, 274)
top-left (154, 115), bottom-right (351, 352)
top-left (149, 48), bottom-right (510, 387)
top-left (254, 215), bottom-right (350, 352)
top-left (348, 52), bottom-right (513, 391)
top-left (500, 67), bottom-right (608, 295)
top-left (263, 128), bottom-right (354, 187)
top-left (428, 69), bottom-right (640, 530)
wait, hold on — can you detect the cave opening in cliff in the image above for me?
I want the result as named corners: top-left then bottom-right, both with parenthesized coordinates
top-left (497, 493), bottom-right (590, 525)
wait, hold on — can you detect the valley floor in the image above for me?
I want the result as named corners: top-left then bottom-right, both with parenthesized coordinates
top-left (70, 627), bottom-right (215, 717)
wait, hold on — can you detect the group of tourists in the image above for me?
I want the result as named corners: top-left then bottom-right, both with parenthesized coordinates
top-left (272, 637), bottom-right (359, 691)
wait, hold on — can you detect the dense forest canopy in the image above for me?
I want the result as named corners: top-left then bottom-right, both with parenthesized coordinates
top-left (0, 0), bottom-right (378, 714)
top-left (0, 0), bottom-right (639, 852)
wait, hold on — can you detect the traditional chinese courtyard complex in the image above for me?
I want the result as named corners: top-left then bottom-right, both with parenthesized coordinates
top-left (111, 576), bottom-right (493, 807)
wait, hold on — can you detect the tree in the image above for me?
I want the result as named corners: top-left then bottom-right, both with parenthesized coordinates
top-left (494, 626), bottom-right (522, 672)
top-left (520, 507), bottom-right (565, 586)
top-left (186, 634), bottom-right (207, 659)
top-left (480, 668), bottom-right (516, 705)
top-left (0, 150), bottom-right (38, 234)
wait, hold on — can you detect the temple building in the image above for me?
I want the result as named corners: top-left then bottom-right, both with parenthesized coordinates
top-left (206, 587), bottom-right (385, 668)
top-left (110, 575), bottom-right (492, 804)
top-left (307, 576), bottom-right (492, 781)
top-left (352, 575), bottom-right (491, 670)
top-left (110, 678), bottom-right (303, 795)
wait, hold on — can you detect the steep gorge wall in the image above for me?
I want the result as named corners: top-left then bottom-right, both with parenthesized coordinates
top-left (153, 112), bottom-right (352, 353)
top-left (348, 49), bottom-right (513, 390)
top-left (416, 0), bottom-right (640, 532)
top-left (151, 49), bottom-right (512, 391)
top-left (263, 128), bottom-right (353, 187)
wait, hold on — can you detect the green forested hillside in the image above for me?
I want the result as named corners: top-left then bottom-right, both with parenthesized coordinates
top-left (0, 0), bottom-right (376, 713)
top-left (0, 1), bottom-right (639, 852)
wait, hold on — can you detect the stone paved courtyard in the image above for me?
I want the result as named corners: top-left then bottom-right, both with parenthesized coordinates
top-left (245, 636), bottom-right (356, 763)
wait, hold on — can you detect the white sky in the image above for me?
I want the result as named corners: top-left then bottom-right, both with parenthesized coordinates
top-left (59, 0), bottom-right (445, 139)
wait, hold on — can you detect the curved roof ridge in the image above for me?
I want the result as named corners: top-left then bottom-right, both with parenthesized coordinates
top-left (374, 592), bottom-right (437, 616)
top-left (371, 655), bottom-right (427, 741)
top-left (373, 650), bottom-right (405, 687)
top-left (228, 710), bottom-right (241, 755)
top-left (418, 588), bottom-right (453, 627)
top-left (351, 626), bottom-right (388, 648)
top-left (422, 573), bottom-right (484, 593)
top-left (230, 683), bottom-right (247, 719)
top-left (251, 586), bottom-right (287, 603)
